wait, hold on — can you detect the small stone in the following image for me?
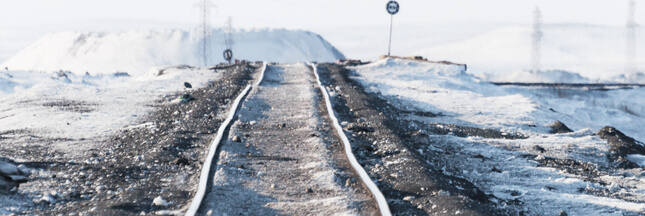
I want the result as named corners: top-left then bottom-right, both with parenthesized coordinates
top-left (172, 158), bottom-right (190, 166)
top-left (306, 188), bottom-right (313, 193)
top-left (270, 184), bottom-right (276, 189)
top-left (345, 179), bottom-right (351, 187)
top-left (152, 196), bottom-right (172, 206)
top-left (235, 165), bottom-right (245, 169)
top-left (231, 136), bottom-right (241, 142)
top-left (532, 145), bottom-right (546, 153)
top-left (403, 196), bottom-right (415, 201)
top-left (438, 190), bottom-right (450, 196)
top-left (95, 185), bottom-right (107, 192)
top-left (559, 211), bottom-right (568, 216)
top-left (491, 167), bottom-right (502, 173)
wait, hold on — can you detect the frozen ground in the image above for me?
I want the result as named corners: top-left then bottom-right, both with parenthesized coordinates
top-left (0, 65), bottom-right (225, 215)
top-left (349, 58), bottom-right (645, 215)
top-left (0, 67), bottom-right (218, 156)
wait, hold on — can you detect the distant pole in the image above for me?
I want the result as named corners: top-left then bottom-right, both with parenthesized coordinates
top-left (388, 15), bottom-right (393, 56)
top-left (531, 7), bottom-right (543, 73)
top-left (224, 17), bottom-right (234, 64)
top-left (196, 0), bottom-right (214, 67)
top-left (626, 0), bottom-right (637, 79)
top-left (386, 1), bottom-right (399, 57)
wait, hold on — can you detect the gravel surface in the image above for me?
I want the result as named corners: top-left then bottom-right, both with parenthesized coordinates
top-left (198, 63), bottom-right (377, 215)
top-left (0, 63), bottom-right (257, 215)
top-left (317, 63), bottom-right (506, 215)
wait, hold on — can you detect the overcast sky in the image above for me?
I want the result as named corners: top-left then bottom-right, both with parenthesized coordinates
top-left (0, 0), bottom-right (640, 29)
top-left (0, 0), bottom-right (642, 60)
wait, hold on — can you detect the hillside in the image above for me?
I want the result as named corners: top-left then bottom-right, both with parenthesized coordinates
top-left (0, 29), bottom-right (345, 76)
top-left (416, 24), bottom-right (645, 83)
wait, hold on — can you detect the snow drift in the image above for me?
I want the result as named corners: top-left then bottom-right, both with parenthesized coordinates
top-left (0, 29), bottom-right (345, 76)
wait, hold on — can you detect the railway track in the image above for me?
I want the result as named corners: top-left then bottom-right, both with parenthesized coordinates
top-left (186, 63), bottom-right (390, 215)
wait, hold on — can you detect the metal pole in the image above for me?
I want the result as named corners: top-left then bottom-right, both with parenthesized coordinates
top-left (388, 15), bottom-right (393, 56)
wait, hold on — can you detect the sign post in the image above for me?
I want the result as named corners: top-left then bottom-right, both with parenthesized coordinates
top-left (223, 49), bottom-right (233, 64)
top-left (386, 1), bottom-right (399, 56)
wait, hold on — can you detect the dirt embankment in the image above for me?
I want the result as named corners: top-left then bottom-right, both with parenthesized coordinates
top-left (4, 63), bottom-right (258, 215)
top-left (318, 64), bottom-right (507, 215)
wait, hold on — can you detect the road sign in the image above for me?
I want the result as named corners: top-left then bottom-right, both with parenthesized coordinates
top-left (386, 1), bottom-right (399, 15)
top-left (223, 49), bottom-right (233, 62)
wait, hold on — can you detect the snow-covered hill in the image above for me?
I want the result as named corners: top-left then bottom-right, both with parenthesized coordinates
top-left (0, 29), bottom-right (345, 76)
top-left (417, 24), bottom-right (645, 83)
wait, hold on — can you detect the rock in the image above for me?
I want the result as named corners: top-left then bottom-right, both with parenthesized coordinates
top-left (231, 135), bottom-right (242, 142)
top-left (172, 158), bottom-right (190, 166)
top-left (548, 121), bottom-right (573, 134)
top-left (306, 188), bottom-right (313, 193)
top-left (559, 210), bottom-right (568, 216)
top-left (344, 123), bottom-right (375, 133)
top-left (0, 162), bottom-right (29, 191)
top-left (38, 194), bottom-right (56, 204)
top-left (407, 130), bottom-right (430, 144)
top-left (533, 145), bottom-right (546, 153)
top-left (152, 196), bottom-right (172, 207)
top-left (95, 185), bottom-right (107, 192)
top-left (184, 82), bottom-right (192, 89)
top-left (491, 167), bottom-right (502, 173)
top-left (403, 196), bottom-right (415, 201)
top-left (597, 126), bottom-right (645, 164)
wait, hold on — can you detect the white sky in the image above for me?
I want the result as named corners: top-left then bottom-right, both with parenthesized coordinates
top-left (0, 0), bottom-right (642, 60)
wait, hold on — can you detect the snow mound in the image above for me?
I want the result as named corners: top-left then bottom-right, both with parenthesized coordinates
top-left (1, 29), bottom-right (345, 76)
top-left (485, 70), bottom-right (593, 83)
top-left (417, 25), bottom-right (644, 82)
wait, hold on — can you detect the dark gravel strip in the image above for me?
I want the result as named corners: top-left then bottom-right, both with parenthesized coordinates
top-left (317, 63), bottom-right (507, 216)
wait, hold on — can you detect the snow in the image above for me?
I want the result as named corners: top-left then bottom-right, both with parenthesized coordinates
top-left (153, 196), bottom-right (173, 207)
top-left (1, 29), bottom-right (344, 76)
top-left (350, 58), bottom-right (645, 215)
top-left (417, 25), bottom-right (645, 82)
top-left (0, 67), bottom-right (220, 157)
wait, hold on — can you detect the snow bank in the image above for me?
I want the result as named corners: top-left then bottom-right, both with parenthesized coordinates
top-left (484, 69), bottom-right (593, 83)
top-left (416, 25), bottom-right (645, 82)
top-left (0, 67), bottom-right (219, 156)
top-left (1, 29), bottom-right (344, 76)
top-left (352, 58), bottom-right (645, 142)
top-left (351, 58), bottom-right (537, 132)
top-left (351, 58), bottom-right (645, 215)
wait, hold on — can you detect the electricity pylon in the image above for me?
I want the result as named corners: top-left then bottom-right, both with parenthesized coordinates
top-left (196, 0), bottom-right (215, 67)
top-left (531, 7), bottom-right (543, 74)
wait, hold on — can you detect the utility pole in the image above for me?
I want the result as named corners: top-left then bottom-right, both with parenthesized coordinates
top-left (386, 1), bottom-right (399, 57)
top-left (531, 7), bottom-right (543, 73)
top-left (196, 0), bottom-right (214, 67)
top-left (626, 0), bottom-right (637, 79)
